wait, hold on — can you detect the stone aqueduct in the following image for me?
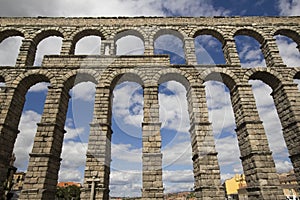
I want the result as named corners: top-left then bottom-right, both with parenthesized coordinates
top-left (0, 16), bottom-right (299, 200)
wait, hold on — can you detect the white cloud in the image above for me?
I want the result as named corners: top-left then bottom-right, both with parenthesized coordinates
top-left (235, 36), bottom-right (266, 68)
top-left (70, 81), bottom-right (96, 102)
top-left (278, 0), bottom-right (300, 16)
top-left (116, 36), bottom-right (144, 55)
top-left (58, 168), bottom-right (83, 183)
top-left (0, 0), bottom-right (230, 17)
top-left (113, 82), bottom-right (143, 132)
top-left (14, 110), bottom-right (41, 171)
top-left (215, 135), bottom-right (241, 167)
top-left (155, 35), bottom-right (185, 61)
top-left (28, 82), bottom-right (50, 92)
top-left (60, 140), bottom-right (87, 169)
top-left (75, 36), bottom-right (101, 55)
top-left (275, 160), bottom-right (293, 173)
top-left (0, 36), bottom-right (23, 66)
top-left (205, 81), bottom-right (236, 135)
top-left (162, 141), bottom-right (193, 168)
top-left (64, 126), bottom-right (85, 140)
top-left (250, 80), bottom-right (292, 173)
top-left (159, 81), bottom-right (190, 133)
top-left (163, 170), bottom-right (194, 193)
top-left (110, 170), bottom-right (142, 197)
top-left (275, 35), bottom-right (300, 66)
top-left (111, 143), bottom-right (142, 165)
top-left (34, 36), bottom-right (62, 66)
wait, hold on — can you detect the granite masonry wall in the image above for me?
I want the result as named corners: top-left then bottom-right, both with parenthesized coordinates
top-left (0, 16), bottom-right (299, 199)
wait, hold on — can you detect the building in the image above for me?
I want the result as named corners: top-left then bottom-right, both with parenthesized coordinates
top-left (224, 174), bottom-right (247, 200)
top-left (57, 182), bottom-right (81, 188)
top-left (279, 170), bottom-right (299, 199)
top-left (12, 172), bottom-right (26, 191)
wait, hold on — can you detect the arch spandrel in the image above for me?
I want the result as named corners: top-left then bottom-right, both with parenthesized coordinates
top-left (0, 29), bottom-right (25, 43)
top-left (10, 70), bottom-right (57, 91)
top-left (154, 68), bottom-right (199, 91)
top-left (62, 69), bottom-right (99, 91)
top-left (201, 68), bottom-right (240, 90)
top-left (30, 28), bottom-right (65, 44)
top-left (153, 28), bottom-right (186, 42)
top-left (114, 28), bottom-right (146, 44)
top-left (232, 27), bottom-right (266, 44)
top-left (98, 68), bottom-right (145, 89)
top-left (192, 28), bottom-right (226, 45)
top-left (273, 28), bottom-right (300, 44)
top-left (247, 70), bottom-right (283, 90)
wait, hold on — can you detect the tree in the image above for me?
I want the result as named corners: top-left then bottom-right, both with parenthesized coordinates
top-left (56, 185), bottom-right (81, 200)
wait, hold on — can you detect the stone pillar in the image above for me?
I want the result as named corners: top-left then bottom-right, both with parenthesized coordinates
top-left (231, 84), bottom-right (285, 200)
top-left (261, 38), bottom-right (285, 67)
top-left (0, 86), bottom-right (23, 199)
top-left (184, 38), bottom-right (197, 65)
top-left (60, 39), bottom-right (73, 55)
top-left (101, 40), bottom-right (114, 55)
top-left (142, 85), bottom-right (164, 200)
top-left (144, 35), bottom-right (154, 56)
top-left (16, 39), bottom-right (36, 67)
top-left (271, 83), bottom-right (300, 189)
top-left (187, 85), bottom-right (225, 199)
top-left (19, 86), bottom-right (70, 200)
top-left (222, 39), bottom-right (241, 66)
top-left (81, 86), bottom-right (111, 200)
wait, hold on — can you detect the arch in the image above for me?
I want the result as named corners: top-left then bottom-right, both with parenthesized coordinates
top-left (70, 29), bottom-right (105, 54)
top-left (114, 29), bottom-right (145, 44)
top-left (193, 28), bottom-right (226, 45)
top-left (154, 29), bottom-right (185, 42)
top-left (274, 29), bottom-right (300, 45)
top-left (31, 29), bottom-right (64, 46)
top-left (99, 68), bottom-right (145, 89)
top-left (201, 68), bottom-right (240, 90)
top-left (154, 29), bottom-right (186, 64)
top-left (11, 71), bottom-right (54, 91)
top-left (155, 68), bottom-right (197, 91)
top-left (0, 29), bottom-right (24, 43)
top-left (114, 29), bottom-right (145, 55)
top-left (26, 29), bottom-right (64, 66)
top-left (62, 69), bottom-right (99, 91)
top-left (233, 28), bottom-right (265, 44)
top-left (248, 70), bottom-right (282, 90)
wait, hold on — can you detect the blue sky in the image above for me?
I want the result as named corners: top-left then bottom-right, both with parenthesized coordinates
top-left (0, 0), bottom-right (300, 197)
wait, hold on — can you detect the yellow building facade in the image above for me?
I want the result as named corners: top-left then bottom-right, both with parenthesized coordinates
top-left (224, 174), bottom-right (247, 199)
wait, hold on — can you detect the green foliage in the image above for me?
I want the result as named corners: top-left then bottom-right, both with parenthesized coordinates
top-left (56, 185), bottom-right (81, 200)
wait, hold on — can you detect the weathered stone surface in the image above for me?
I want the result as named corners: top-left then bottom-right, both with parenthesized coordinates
top-left (0, 16), bottom-right (299, 200)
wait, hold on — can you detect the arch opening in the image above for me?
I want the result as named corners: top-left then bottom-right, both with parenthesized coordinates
top-left (57, 81), bottom-right (96, 199)
top-left (249, 79), bottom-right (293, 173)
top-left (234, 35), bottom-right (266, 68)
top-left (7, 77), bottom-right (51, 197)
top-left (194, 35), bottom-right (226, 65)
top-left (0, 36), bottom-right (23, 66)
top-left (74, 36), bottom-right (101, 55)
top-left (110, 81), bottom-right (143, 198)
top-left (158, 80), bottom-right (193, 194)
top-left (115, 35), bottom-right (144, 55)
top-left (34, 36), bottom-right (63, 66)
top-left (275, 34), bottom-right (300, 66)
top-left (204, 80), bottom-right (244, 184)
top-left (154, 33), bottom-right (186, 64)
